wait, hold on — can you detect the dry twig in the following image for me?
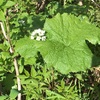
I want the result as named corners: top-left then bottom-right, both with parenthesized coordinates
top-left (91, 0), bottom-right (100, 8)
top-left (0, 21), bottom-right (21, 100)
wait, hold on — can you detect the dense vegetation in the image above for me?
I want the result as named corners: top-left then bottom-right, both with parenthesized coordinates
top-left (0, 0), bottom-right (100, 100)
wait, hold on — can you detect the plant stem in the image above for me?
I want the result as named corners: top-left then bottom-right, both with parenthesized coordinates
top-left (91, 0), bottom-right (100, 8)
top-left (0, 21), bottom-right (21, 100)
top-left (0, 22), bottom-right (8, 40)
top-left (14, 57), bottom-right (21, 100)
top-left (63, 0), bottom-right (67, 6)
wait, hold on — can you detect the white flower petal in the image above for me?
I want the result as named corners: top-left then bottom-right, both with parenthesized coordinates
top-left (35, 28), bottom-right (41, 33)
top-left (41, 36), bottom-right (46, 41)
top-left (31, 31), bottom-right (37, 36)
top-left (36, 36), bottom-right (41, 41)
top-left (38, 30), bottom-right (45, 36)
top-left (30, 36), bottom-right (35, 39)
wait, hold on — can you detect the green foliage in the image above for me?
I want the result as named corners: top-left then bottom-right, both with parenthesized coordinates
top-left (9, 89), bottom-right (19, 99)
top-left (45, 1), bottom-right (59, 17)
top-left (0, 10), bottom-right (5, 21)
top-left (0, 0), bottom-right (100, 99)
top-left (0, 95), bottom-right (8, 100)
top-left (19, 65), bottom-right (79, 100)
top-left (15, 13), bottom-right (100, 74)
top-left (0, 0), bottom-right (15, 21)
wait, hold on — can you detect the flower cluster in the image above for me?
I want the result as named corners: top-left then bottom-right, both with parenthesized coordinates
top-left (18, 19), bottom-right (25, 25)
top-left (31, 29), bottom-right (46, 41)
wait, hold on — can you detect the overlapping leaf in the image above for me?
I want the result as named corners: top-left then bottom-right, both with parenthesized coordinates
top-left (15, 13), bottom-right (100, 74)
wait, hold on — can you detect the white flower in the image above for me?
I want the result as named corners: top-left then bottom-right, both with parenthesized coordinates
top-left (31, 31), bottom-right (37, 36)
top-left (30, 35), bottom-right (35, 40)
top-left (31, 28), bottom-right (46, 41)
top-left (38, 30), bottom-right (45, 36)
top-left (31, 29), bottom-right (45, 36)
top-left (36, 36), bottom-right (41, 41)
top-left (18, 20), bottom-right (25, 25)
top-left (41, 36), bottom-right (46, 41)
top-left (35, 28), bottom-right (41, 34)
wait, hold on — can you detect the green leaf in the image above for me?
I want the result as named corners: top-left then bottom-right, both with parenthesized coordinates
top-left (15, 13), bottom-right (100, 74)
top-left (0, 10), bottom-right (5, 21)
top-left (15, 38), bottom-right (37, 59)
top-left (19, 65), bottom-right (24, 73)
top-left (24, 69), bottom-right (30, 77)
top-left (0, 0), bottom-right (4, 6)
top-left (31, 66), bottom-right (37, 77)
top-left (61, 79), bottom-right (65, 89)
top-left (0, 95), bottom-right (8, 100)
top-left (4, 1), bottom-right (15, 8)
top-left (43, 13), bottom-right (100, 73)
top-left (9, 89), bottom-right (19, 99)
top-left (1, 52), bottom-right (10, 60)
top-left (18, 75), bottom-right (28, 79)
top-left (0, 44), bottom-right (5, 50)
top-left (46, 89), bottom-right (66, 99)
top-left (0, 67), bottom-right (5, 76)
top-left (24, 57), bottom-right (36, 65)
top-left (75, 73), bottom-right (83, 81)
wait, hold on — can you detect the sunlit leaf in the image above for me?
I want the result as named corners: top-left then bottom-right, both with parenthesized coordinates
top-left (9, 89), bottom-right (19, 99)
top-left (0, 0), bottom-right (4, 6)
top-left (0, 95), bottom-right (8, 100)
top-left (15, 13), bottom-right (100, 74)
top-left (0, 10), bottom-right (5, 21)
top-left (4, 1), bottom-right (15, 8)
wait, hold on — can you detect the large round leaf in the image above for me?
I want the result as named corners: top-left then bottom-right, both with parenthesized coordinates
top-left (42, 13), bottom-right (100, 74)
top-left (15, 13), bottom-right (100, 74)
